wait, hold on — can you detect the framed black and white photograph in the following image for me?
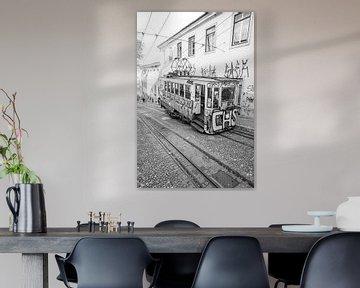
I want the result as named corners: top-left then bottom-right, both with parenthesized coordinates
top-left (137, 12), bottom-right (255, 189)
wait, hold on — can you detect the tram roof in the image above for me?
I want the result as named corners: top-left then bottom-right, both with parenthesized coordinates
top-left (160, 75), bottom-right (243, 83)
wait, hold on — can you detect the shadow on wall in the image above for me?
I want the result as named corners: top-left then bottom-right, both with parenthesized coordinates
top-left (262, 31), bottom-right (360, 62)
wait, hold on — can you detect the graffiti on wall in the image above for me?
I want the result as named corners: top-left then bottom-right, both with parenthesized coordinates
top-left (240, 85), bottom-right (254, 116)
top-left (243, 85), bottom-right (254, 102)
top-left (189, 64), bottom-right (196, 76)
top-left (170, 57), bottom-right (196, 76)
top-left (200, 65), bottom-right (217, 77)
top-left (224, 59), bottom-right (249, 79)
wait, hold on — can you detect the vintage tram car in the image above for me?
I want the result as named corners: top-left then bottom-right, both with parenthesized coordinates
top-left (159, 75), bottom-right (242, 134)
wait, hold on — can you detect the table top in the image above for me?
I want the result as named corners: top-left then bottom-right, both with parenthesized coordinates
top-left (0, 227), bottom-right (340, 254)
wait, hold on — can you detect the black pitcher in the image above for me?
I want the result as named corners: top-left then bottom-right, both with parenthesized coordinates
top-left (6, 183), bottom-right (47, 233)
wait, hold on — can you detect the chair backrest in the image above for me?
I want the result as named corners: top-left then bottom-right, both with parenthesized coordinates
top-left (300, 232), bottom-right (360, 288)
top-left (149, 220), bottom-right (201, 287)
top-left (155, 219), bottom-right (200, 228)
top-left (191, 236), bottom-right (270, 288)
top-left (66, 237), bottom-right (154, 288)
top-left (268, 224), bottom-right (308, 285)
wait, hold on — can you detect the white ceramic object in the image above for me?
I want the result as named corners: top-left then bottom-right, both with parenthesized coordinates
top-left (336, 197), bottom-right (360, 231)
top-left (307, 211), bottom-right (336, 217)
top-left (282, 225), bottom-right (333, 232)
top-left (282, 210), bottom-right (335, 233)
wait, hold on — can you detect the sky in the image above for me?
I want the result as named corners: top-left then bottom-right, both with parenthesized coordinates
top-left (137, 12), bottom-right (204, 65)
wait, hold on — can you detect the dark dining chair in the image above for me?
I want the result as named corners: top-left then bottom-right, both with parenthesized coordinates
top-left (300, 232), bottom-right (360, 288)
top-left (55, 237), bottom-right (160, 288)
top-left (191, 236), bottom-right (270, 288)
top-left (146, 220), bottom-right (201, 288)
top-left (56, 223), bottom-right (99, 284)
top-left (268, 224), bottom-right (308, 288)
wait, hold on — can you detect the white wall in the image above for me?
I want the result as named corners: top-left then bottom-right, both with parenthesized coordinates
top-left (0, 0), bottom-right (360, 287)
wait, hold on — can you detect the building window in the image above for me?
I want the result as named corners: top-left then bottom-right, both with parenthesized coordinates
top-left (232, 12), bottom-right (251, 46)
top-left (177, 42), bottom-right (182, 58)
top-left (205, 26), bottom-right (215, 52)
top-left (188, 36), bottom-right (195, 57)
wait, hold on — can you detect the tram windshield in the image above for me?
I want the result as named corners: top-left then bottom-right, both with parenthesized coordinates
top-left (221, 86), bottom-right (235, 102)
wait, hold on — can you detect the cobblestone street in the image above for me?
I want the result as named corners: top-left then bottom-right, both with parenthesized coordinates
top-left (137, 102), bottom-right (254, 189)
top-left (137, 116), bottom-right (197, 188)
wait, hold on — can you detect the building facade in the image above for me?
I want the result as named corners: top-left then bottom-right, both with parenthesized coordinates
top-left (157, 12), bottom-right (254, 118)
top-left (138, 61), bottom-right (160, 103)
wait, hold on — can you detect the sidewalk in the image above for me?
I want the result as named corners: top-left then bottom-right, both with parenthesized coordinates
top-left (236, 115), bottom-right (254, 131)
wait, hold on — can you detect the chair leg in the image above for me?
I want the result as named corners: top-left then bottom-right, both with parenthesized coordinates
top-left (274, 280), bottom-right (288, 288)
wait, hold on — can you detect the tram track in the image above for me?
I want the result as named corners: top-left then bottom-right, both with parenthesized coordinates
top-left (219, 133), bottom-right (254, 148)
top-left (138, 115), bottom-right (219, 188)
top-left (139, 103), bottom-right (255, 142)
top-left (140, 113), bottom-right (254, 188)
top-left (229, 127), bottom-right (255, 140)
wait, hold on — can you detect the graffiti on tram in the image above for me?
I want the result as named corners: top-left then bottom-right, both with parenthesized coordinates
top-left (206, 109), bottom-right (238, 133)
top-left (158, 75), bottom-right (242, 134)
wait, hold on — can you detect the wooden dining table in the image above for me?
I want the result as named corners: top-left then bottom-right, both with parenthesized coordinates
top-left (0, 226), bottom-right (339, 288)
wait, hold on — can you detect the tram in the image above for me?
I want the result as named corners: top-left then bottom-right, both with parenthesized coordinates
top-left (158, 74), bottom-right (242, 134)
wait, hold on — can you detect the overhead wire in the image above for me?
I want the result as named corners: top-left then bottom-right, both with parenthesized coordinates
top-left (138, 12), bottom-right (237, 58)
top-left (193, 13), bottom-right (236, 54)
top-left (139, 12), bottom-right (251, 66)
top-left (139, 12), bottom-right (152, 47)
top-left (137, 31), bottom-right (214, 52)
top-left (143, 12), bottom-right (171, 63)
top-left (146, 12), bottom-right (235, 55)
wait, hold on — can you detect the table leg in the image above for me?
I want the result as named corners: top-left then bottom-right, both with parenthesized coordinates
top-left (22, 253), bottom-right (48, 288)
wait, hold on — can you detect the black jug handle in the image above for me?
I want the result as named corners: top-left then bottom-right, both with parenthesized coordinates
top-left (6, 186), bottom-right (20, 224)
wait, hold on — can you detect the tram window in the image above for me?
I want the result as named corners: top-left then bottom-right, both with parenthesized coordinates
top-left (195, 84), bottom-right (201, 101)
top-left (171, 82), bottom-right (175, 94)
top-left (185, 85), bottom-right (191, 99)
top-left (164, 81), bottom-right (168, 92)
top-left (180, 84), bottom-right (184, 97)
top-left (213, 87), bottom-right (219, 108)
top-left (207, 87), bottom-right (212, 108)
top-left (236, 85), bottom-right (242, 105)
top-left (221, 86), bottom-right (235, 102)
top-left (195, 84), bottom-right (205, 101)
top-left (175, 83), bottom-right (179, 95)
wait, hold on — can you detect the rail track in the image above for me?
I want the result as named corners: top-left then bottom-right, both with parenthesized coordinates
top-left (219, 133), bottom-right (254, 148)
top-left (138, 115), bottom-right (219, 188)
top-left (229, 127), bottom-right (255, 140)
top-left (138, 112), bottom-right (254, 188)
